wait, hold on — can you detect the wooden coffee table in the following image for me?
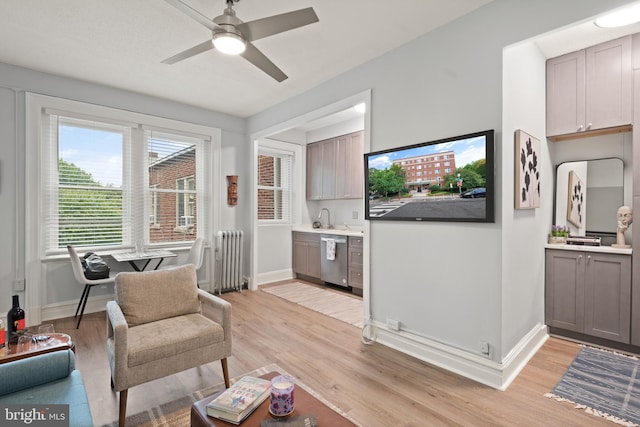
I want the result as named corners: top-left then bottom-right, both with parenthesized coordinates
top-left (0, 333), bottom-right (74, 364)
top-left (191, 371), bottom-right (358, 427)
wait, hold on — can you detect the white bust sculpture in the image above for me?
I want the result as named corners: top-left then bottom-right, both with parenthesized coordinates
top-left (612, 205), bottom-right (632, 248)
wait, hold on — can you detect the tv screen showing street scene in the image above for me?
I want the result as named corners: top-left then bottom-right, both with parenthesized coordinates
top-left (364, 129), bottom-right (495, 223)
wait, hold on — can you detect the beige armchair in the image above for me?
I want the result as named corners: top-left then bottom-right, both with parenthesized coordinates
top-left (106, 264), bottom-right (231, 427)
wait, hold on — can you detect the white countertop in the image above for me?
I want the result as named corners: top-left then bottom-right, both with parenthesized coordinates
top-left (544, 243), bottom-right (632, 255)
top-left (292, 224), bottom-right (364, 237)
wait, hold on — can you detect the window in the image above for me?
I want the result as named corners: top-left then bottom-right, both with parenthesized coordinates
top-left (147, 130), bottom-right (201, 243)
top-left (176, 177), bottom-right (195, 226)
top-left (257, 150), bottom-right (292, 223)
top-left (32, 94), bottom-right (219, 254)
top-left (43, 115), bottom-right (128, 250)
top-left (150, 184), bottom-right (159, 226)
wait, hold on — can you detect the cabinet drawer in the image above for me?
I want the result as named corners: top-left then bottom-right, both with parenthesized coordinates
top-left (293, 231), bottom-right (320, 244)
top-left (349, 267), bottom-right (363, 287)
top-left (349, 246), bottom-right (363, 267)
top-left (349, 236), bottom-right (363, 248)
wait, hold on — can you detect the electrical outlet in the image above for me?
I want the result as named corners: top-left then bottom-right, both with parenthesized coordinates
top-left (13, 279), bottom-right (25, 292)
top-left (480, 341), bottom-right (490, 355)
top-left (387, 318), bottom-right (400, 331)
top-left (352, 211), bottom-right (358, 219)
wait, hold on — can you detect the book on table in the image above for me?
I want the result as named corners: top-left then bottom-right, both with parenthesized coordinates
top-left (206, 376), bottom-right (272, 424)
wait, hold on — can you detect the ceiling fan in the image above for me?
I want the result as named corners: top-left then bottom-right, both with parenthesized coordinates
top-left (162, 0), bottom-right (319, 82)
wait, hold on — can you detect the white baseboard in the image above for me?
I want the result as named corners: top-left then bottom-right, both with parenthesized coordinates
top-left (255, 269), bottom-right (293, 287)
top-left (498, 323), bottom-right (549, 390)
top-left (40, 294), bottom-right (114, 322)
top-left (374, 322), bottom-right (548, 390)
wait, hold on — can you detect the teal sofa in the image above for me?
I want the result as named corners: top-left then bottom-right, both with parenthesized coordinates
top-left (0, 349), bottom-right (93, 426)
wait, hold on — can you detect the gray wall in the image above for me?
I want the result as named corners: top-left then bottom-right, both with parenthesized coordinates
top-left (247, 0), bottom-right (634, 363)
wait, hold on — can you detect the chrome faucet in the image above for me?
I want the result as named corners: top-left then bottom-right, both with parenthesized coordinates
top-left (318, 208), bottom-right (332, 229)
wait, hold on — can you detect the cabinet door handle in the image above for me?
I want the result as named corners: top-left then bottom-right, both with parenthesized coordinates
top-left (578, 254), bottom-right (583, 262)
top-left (586, 123), bottom-right (592, 130)
top-left (578, 125), bottom-right (583, 131)
top-left (587, 255), bottom-right (591, 264)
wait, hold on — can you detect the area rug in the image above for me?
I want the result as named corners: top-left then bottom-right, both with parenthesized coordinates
top-left (545, 346), bottom-right (640, 426)
top-left (103, 363), bottom-right (360, 427)
top-left (261, 282), bottom-right (363, 328)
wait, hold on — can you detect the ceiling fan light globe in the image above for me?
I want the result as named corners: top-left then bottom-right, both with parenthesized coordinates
top-left (213, 33), bottom-right (246, 55)
top-left (594, 4), bottom-right (640, 28)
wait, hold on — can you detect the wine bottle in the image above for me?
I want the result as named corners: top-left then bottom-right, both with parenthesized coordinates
top-left (0, 318), bottom-right (5, 353)
top-left (7, 295), bottom-right (25, 344)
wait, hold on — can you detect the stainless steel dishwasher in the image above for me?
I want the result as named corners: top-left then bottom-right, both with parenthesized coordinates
top-left (320, 234), bottom-right (349, 287)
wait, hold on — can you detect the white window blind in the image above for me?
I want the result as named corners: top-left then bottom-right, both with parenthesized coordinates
top-left (40, 104), bottom-right (214, 254)
top-left (257, 149), bottom-right (293, 223)
top-left (146, 129), bottom-right (205, 243)
top-left (42, 114), bottom-right (129, 252)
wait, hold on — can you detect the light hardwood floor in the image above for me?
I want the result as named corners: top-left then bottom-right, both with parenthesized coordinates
top-left (50, 283), bottom-right (610, 426)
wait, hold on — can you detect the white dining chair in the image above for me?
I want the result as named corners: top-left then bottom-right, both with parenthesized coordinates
top-left (67, 245), bottom-right (116, 329)
top-left (158, 238), bottom-right (206, 272)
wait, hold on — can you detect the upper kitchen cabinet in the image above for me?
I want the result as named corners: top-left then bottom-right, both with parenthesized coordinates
top-left (306, 140), bottom-right (335, 200)
top-left (546, 36), bottom-right (632, 140)
top-left (307, 131), bottom-right (363, 200)
top-left (335, 132), bottom-right (364, 199)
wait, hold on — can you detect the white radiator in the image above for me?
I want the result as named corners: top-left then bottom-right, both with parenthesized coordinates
top-left (215, 230), bottom-right (244, 294)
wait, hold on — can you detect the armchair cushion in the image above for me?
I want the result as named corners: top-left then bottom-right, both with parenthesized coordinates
top-left (115, 264), bottom-right (200, 326)
top-left (128, 313), bottom-right (224, 367)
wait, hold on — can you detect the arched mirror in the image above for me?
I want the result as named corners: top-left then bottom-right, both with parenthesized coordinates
top-left (554, 158), bottom-right (624, 245)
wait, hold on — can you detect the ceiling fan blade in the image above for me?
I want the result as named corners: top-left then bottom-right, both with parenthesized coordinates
top-left (236, 7), bottom-right (319, 42)
top-left (161, 40), bottom-right (213, 64)
top-left (240, 42), bottom-right (287, 82)
top-left (163, 0), bottom-right (216, 31)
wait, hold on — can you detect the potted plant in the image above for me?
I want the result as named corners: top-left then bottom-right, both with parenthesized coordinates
top-left (549, 225), bottom-right (569, 244)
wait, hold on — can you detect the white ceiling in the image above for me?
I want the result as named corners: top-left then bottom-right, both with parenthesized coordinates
top-left (0, 0), bottom-right (493, 118)
top-left (3, 1), bottom-right (640, 122)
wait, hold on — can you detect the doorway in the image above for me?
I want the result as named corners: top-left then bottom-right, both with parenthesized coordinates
top-left (250, 90), bottom-right (372, 321)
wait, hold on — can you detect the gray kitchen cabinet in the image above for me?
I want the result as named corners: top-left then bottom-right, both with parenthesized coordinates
top-left (546, 36), bottom-right (632, 139)
top-left (306, 142), bottom-right (326, 200)
top-left (348, 236), bottom-right (363, 295)
top-left (306, 141), bottom-right (335, 200)
top-left (631, 70), bottom-right (640, 346)
top-left (632, 33), bottom-right (640, 70)
top-left (293, 232), bottom-right (321, 279)
top-left (335, 132), bottom-right (364, 199)
top-left (545, 248), bottom-right (631, 344)
top-left (306, 131), bottom-right (363, 200)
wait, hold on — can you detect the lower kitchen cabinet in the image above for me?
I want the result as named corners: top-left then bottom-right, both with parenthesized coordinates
top-left (545, 248), bottom-right (631, 344)
top-left (293, 232), bottom-right (321, 279)
top-left (348, 236), bottom-right (363, 296)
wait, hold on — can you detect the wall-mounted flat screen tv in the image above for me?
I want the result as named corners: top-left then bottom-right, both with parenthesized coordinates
top-left (365, 129), bottom-right (495, 223)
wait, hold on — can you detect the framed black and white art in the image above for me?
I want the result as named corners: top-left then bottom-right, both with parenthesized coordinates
top-left (514, 130), bottom-right (540, 209)
top-left (567, 170), bottom-right (585, 228)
